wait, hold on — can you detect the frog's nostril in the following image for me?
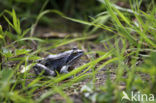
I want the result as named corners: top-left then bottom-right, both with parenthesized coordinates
top-left (79, 50), bottom-right (83, 53)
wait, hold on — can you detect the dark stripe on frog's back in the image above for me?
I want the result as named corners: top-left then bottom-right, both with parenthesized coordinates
top-left (44, 57), bottom-right (67, 72)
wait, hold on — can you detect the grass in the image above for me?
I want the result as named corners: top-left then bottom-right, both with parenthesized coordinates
top-left (0, 0), bottom-right (156, 103)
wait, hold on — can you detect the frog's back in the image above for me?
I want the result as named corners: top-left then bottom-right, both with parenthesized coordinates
top-left (46, 50), bottom-right (72, 60)
top-left (44, 55), bottom-right (67, 71)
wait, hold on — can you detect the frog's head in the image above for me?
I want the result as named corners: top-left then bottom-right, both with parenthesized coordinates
top-left (66, 48), bottom-right (83, 65)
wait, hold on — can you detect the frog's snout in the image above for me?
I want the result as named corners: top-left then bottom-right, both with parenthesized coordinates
top-left (80, 50), bottom-right (84, 54)
top-left (78, 50), bottom-right (84, 57)
top-left (76, 49), bottom-right (83, 55)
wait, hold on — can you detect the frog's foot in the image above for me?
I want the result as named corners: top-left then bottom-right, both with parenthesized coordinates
top-left (33, 63), bottom-right (56, 76)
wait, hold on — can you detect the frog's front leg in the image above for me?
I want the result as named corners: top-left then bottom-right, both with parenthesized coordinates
top-left (60, 65), bottom-right (74, 79)
top-left (33, 63), bottom-right (56, 76)
top-left (60, 65), bottom-right (69, 74)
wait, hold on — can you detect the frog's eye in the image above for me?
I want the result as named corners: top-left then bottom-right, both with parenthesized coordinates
top-left (72, 47), bottom-right (77, 50)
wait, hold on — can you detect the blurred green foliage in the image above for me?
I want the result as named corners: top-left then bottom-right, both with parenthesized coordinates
top-left (0, 0), bottom-right (101, 19)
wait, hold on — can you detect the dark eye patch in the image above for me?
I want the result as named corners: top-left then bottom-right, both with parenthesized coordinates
top-left (72, 47), bottom-right (78, 50)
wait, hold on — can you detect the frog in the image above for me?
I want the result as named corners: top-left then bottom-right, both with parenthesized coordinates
top-left (33, 48), bottom-right (83, 77)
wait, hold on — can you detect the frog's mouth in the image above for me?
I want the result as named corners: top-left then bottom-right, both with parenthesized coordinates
top-left (67, 50), bottom-right (83, 65)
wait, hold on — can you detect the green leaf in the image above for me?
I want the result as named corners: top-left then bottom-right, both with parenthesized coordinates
top-left (3, 15), bottom-right (14, 29)
top-left (2, 47), bottom-right (13, 58)
top-left (0, 35), bottom-right (4, 39)
top-left (15, 49), bottom-right (31, 56)
top-left (20, 64), bottom-right (34, 73)
top-left (0, 25), bottom-right (2, 32)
